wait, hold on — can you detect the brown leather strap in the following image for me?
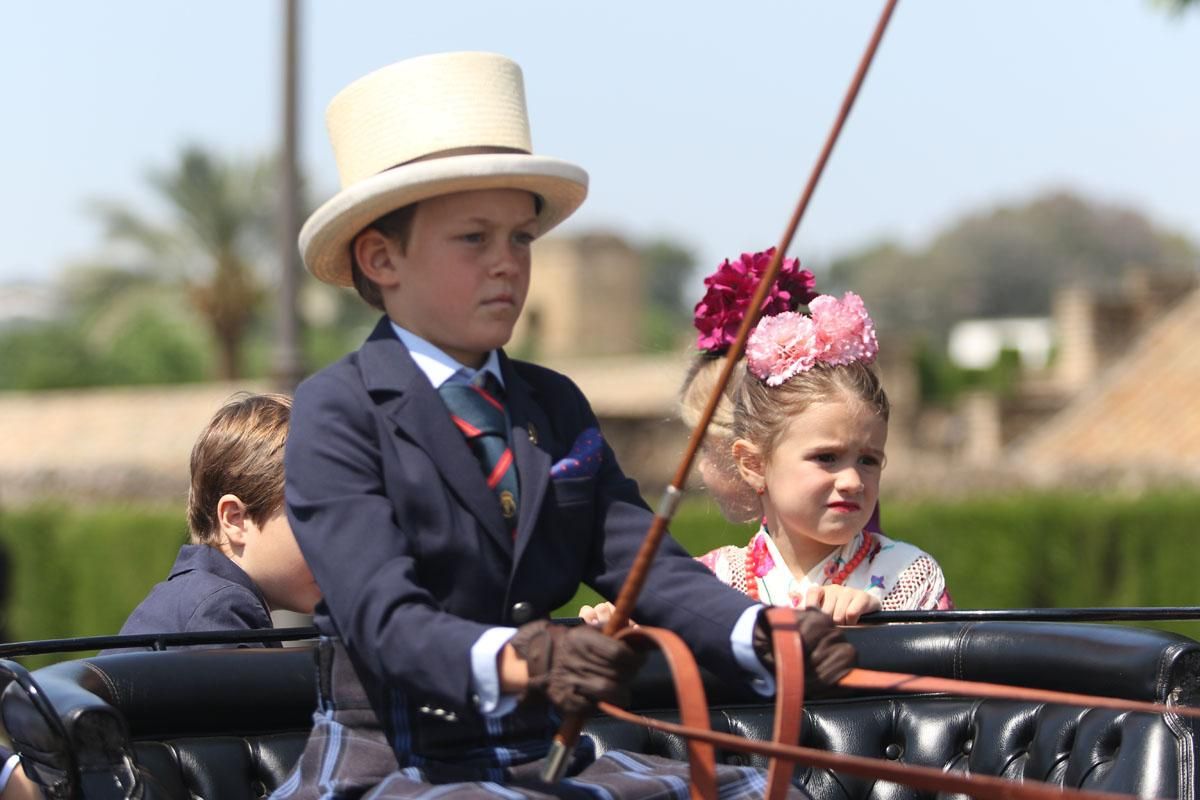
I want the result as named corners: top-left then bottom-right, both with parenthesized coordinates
top-left (596, 700), bottom-right (1136, 800)
top-left (601, 623), bottom-right (1161, 799)
top-left (765, 608), bottom-right (803, 800)
top-left (614, 626), bottom-right (716, 800)
top-left (840, 668), bottom-right (1200, 720)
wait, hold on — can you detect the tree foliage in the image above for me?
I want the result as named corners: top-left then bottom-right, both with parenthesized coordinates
top-left (827, 190), bottom-right (1197, 342)
top-left (639, 238), bottom-right (697, 351)
top-left (1154, 0), bottom-right (1200, 14)
top-left (90, 146), bottom-right (275, 379)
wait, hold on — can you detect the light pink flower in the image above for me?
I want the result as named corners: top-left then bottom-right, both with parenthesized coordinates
top-left (746, 311), bottom-right (819, 386)
top-left (746, 293), bottom-right (879, 384)
top-left (810, 292), bottom-right (878, 366)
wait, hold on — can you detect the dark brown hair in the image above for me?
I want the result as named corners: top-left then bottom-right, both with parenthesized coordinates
top-left (349, 203), bottom-right (419, 311)
top-left (187, 393), bottom-right (292, 546)
top-left (733, 361), bottom-right (890, 459)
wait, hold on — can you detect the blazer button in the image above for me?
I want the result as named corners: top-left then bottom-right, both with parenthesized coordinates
top-left (511, 602), bottom-right (534, 625)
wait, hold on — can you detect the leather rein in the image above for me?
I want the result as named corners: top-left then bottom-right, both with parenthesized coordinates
top-left (600, 610), bottom-right (1152, 800)
top-left (544, 0), bottom-right (902, 781)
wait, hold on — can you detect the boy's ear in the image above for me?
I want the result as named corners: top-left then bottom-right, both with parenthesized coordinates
top-left (353, 228), bottom-right (403, 288)
top-left (731, 438), bottom-right (767, 492)
top-left (216, 494), bottom-right (249, 551)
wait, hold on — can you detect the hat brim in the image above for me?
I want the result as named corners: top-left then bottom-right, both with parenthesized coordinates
top-left (300, 153), bottom-right (588, 287)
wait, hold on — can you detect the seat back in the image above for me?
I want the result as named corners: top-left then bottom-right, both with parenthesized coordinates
top-left (6, 621), bottom-right (1198, 800)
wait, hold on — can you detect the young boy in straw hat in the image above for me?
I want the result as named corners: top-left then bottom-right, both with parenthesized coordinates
top-left (277, 51), bottom-right (854, 799)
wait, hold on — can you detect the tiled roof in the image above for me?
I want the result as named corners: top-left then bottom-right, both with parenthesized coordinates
top-left (1014, 288), bottom-right (1200, 476)
top-left (0, 382), bottom-right (272, 503)
top-left (0, 356), bottom-right (693, 504)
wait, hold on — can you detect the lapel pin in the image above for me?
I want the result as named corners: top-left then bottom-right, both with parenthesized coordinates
top-left (500, 490), bottom-right (517, 519)
top-left (527, 422), bottom-right (538, 445)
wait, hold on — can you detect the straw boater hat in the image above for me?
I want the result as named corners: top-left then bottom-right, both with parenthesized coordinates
top-left (300, 51), bottom-right (589, 286)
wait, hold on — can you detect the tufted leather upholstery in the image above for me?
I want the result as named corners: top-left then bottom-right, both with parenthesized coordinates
top-left (5, 622), bottom-right (1199, 799)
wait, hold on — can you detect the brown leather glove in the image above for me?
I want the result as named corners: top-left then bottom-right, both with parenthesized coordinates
top-left (510, 621), bottom-right (646, 714)
top-left (753, 609), bottom-right (856, 697)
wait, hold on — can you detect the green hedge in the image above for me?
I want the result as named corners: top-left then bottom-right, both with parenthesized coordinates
top-left (0, 504), bottom-right (185, 666)
top-left (560, 491), bottom-right (1200, 638)
top-left (2, 491), bottom-right (1198, 666)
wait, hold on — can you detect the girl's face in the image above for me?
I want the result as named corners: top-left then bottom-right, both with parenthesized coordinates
top-left (753, 399), bottom-right (887, 561)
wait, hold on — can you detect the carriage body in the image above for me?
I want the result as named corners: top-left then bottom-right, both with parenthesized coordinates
top-left (3, 619), bottom-right (1197, 799)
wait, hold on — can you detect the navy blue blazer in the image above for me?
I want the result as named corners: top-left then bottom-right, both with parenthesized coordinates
top-left (285, 318), bottom-right (758, 728)
top-left (104, 545), bottom-right (275, 653)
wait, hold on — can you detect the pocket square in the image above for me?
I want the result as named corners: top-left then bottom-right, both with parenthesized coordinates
top-left (550, 427), bottom-right (604, 479)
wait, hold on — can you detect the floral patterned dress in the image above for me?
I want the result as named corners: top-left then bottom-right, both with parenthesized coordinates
top-left (697, 528), bottom-right (953, 611)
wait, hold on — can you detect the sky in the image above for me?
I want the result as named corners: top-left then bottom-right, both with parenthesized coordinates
top-left (5, 1), bottom-right (1199, 287)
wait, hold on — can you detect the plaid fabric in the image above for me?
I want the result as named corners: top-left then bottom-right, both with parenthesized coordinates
top-left (361, 751), bottom-right (809, 799)
top-left (269, 638), bottom-right (584, 798)
top-left (270, 640), bottom-right (399, 800)
top-left (272, 640), bottom-right (810, 800)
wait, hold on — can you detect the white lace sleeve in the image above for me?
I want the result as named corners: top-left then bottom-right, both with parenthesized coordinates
top-left (881, 555), bottom-right (949, 611)
top-left (696, 545), bottom-right (750, 596)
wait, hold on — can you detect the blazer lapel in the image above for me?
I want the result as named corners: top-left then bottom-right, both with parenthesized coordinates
top-left (358, 320), bottom-right (510, 552)
top-left (500, 353), bottom-right (553, 565)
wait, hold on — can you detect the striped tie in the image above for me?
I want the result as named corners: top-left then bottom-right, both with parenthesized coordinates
top-left (438, 372), bottom-right (520, 535)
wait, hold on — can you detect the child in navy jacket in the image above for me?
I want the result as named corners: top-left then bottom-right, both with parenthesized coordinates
top-left (275, 52), bottom-right (853, 799)
top-left (108, 394), bottom-right (320, 650)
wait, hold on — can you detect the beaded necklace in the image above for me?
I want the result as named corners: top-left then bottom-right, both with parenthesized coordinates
top-left (746, 530), bottom-right (874, 604)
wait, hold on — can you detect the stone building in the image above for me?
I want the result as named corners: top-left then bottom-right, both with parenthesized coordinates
top-left (1014, 281), bottom-right (1200, 483)
top-left (509, 234), bottom-right (644, 358)
top-left (930, 269), bottom-right (1200, 478)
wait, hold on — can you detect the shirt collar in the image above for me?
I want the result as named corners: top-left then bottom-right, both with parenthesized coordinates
top-left (752, 527), bottom-right (867, 606)
top-left (389, 320), bottom-right (505, 390)
top-left (171, 544), bottom-right (271, 610)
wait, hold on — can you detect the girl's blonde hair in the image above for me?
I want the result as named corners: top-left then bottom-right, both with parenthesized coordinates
top-left (680, 354), bottom-right (763, 523)
top-left (733, 361), bottom-right (890, 459)
top-left (679, 354), bottom-right (742, 439)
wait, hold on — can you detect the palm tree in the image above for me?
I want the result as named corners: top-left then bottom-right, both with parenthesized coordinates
top-left (93, 146), bottom-right (274, 380)
top-left (1156, 0), bottom-right (1199, 12)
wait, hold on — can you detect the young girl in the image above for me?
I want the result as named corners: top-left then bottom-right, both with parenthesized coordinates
top-left (686, 249), bottom-right (813, 520)
top-left (701, 293), bottom-right (953, 616)
top-left (583, 250), bottom-right (892, 624)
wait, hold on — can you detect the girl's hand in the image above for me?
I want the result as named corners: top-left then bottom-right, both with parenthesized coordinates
top-left (804, 585), bottom-right (881, 625)
top-left (578, 602), bottom-right (613, 627)
top-left (578, 602), bottom-right (636, 629)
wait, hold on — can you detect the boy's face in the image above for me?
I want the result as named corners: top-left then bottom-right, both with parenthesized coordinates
top-left (243, 509), bottom-right (322, 614)
top-left (382, 189), bottom-right (538, 368)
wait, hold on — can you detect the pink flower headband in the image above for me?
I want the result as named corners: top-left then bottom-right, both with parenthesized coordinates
top-left (746, 293), bottom-right (879, 386)
top-left (693, 248), bottom-right (817, 355)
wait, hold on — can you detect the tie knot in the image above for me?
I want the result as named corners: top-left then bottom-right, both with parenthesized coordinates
top-left (439, 376), bottom-right (507, 437)
top-left (472, 370), bottom-right (504, 401)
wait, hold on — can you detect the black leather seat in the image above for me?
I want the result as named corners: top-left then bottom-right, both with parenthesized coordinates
top-left (5, 622), bottom-right (1198, 799)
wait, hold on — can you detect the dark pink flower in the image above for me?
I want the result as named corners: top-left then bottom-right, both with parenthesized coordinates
top-left (748, 532), bottom-right (776, 578)
top-left (693, 248), bottom-right (817, 354)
